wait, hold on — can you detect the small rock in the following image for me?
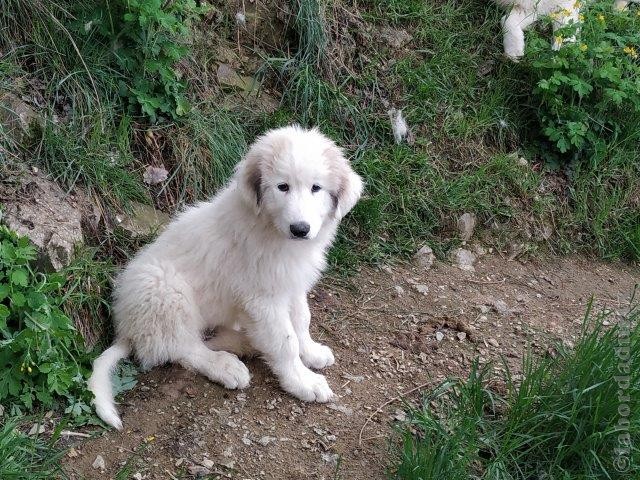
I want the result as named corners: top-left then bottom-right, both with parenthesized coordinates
top-left (132, 473), bottom-right (143, 480)
top-left (435, 331), bottom-right (444, 342)
top-left (451, 248), bottom-right (477, 272)
top-left (67, 447), bottom-right (79, 458)
top-left (492, 299), bottom-right (511, 316)
top-left (321, 452), bottom-right (340, 467)
top-left (479, 305), bottom-right (490, 314)
top-left (0, 92), bottom-right (42, 143)
top-left (394, 285), bottom-right (405, 297)
top-left (392, 409), bottom-right (407, 422)
top-left (218, 458), bottom-right (236, 469)
top-left (28, 424), bottom-right (45, 436)
top-left (457, 332), bottom-right (467, 341)
top-left (258, 436), bottom-right (276, 446)
top-left (415, 245), bottom-right (435, 269)
top-left (143, 165), bottom-right (169, 185)
top-left (379, 27), bottom-right (413, 48)
top-left (216, 63), bottom-right (259, 94)
top-left (116, 202), bottom-right (170, 238)
top-left (241, 436), bottom-right (252, 446)
top-left (457, 213), bottom-right (477, 242)
top-left (413, 284), bottom-right (429, 295)
top-left (92, 455), bottom-right (106, 470)
top-left (175, 458), bottom-right (186, 467)
top-left (3, 170), bottom-right (85, 271)
top-left (517, 157), bottom-right (528, 166)
top-left (187, 465), bottom-right (210, 476)
top-left (342, 373), bottom-right (364, 383)
top-left (487, 338), bottom-right (500, 348)
top-left (201, 458), bottom-right (215, 469)
top-left (327, 403), bottom-right (353, 416)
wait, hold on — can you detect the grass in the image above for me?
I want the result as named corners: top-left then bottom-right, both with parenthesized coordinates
top-left (393, 297), bottom-right (640, 479)
top-left (0, 418), bottom-right (66, 479)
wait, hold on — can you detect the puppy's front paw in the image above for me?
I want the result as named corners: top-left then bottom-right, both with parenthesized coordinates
top-left (280, 364), bottom-right (335, 402)
top-left (301, 342), bottom-right (335, 370)
top-left (217, 352), bottom-right (251, 389)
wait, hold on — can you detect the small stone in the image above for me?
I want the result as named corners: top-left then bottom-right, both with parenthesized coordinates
top-left (175, 458), bottom-right (186, 467)
top-left (435, 331), bottom-right (444, 342)
top-left (379, 27), bottom-right (412, 48)
top-left (187, 465), bottom-right (210, 476)
top-left (327, 403), bottom-right (353, 416)
top-left (492, 299), bottom-right (511, 316)
top-left (321, 452), bottom-right (340, 467)
top-left (143, 165), bottom-right (169, 185)
top-left (479, 305), bottom-right (490, 314)
top-left (517, 157), bottom-right (528, 166)
top-left (415, 245), bottom-right (435, 269)
top-left (394, 285), bottom-right (405, 297)
top-left (67, 447), bottom-right (79, 458)
top-left (201, 458), bottom-right (215, 469)
top-left (413, 284), bottom-right (429, 295)
top-left (241, 436), bottom-right (252, 446)
top-left (451, 248), bottom-right (477, 272)
top-left (28, 424), bottom-right (45, 436)
top-left (342, 373), bottom-right (364, 383)
top-left (457, 332), bottom-right (467, 341)
top-left (92, 455), bottom-right (106, 470)
top-left (258, 436), bottom-right (276, 446)
top-left (132, 473), bottom-right (143, 480)
top-left (216, 63), bottom-right (259, 94)
top-left (487, 338), bottom-right (499, 348)
top-left (457, 213), bottom-right (477, 242)
top-left (218, 458), bottom-right (236, 469)
top-left (116, 202), bottom-right (170, 238)
top-left (392, 409), bottom-right (407, 422)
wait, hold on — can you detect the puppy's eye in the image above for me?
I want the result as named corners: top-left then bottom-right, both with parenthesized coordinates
top-left (277, 183), bottom-right (289, 192)
top-left (311, 184), bottom-right (321, 193)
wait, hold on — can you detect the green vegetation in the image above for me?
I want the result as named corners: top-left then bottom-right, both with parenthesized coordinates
top-left (527, 5), bottom-right (640, 158)
top-left (0, 226), bottom-right (93, 420)
top-left (394, 299), bottom-right (640, 479)
top-left (0, 418), bottom-right (65, 479)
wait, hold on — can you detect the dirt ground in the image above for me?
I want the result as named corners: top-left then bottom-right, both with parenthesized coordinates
top-left (60, 252), bottom-right (639, 480)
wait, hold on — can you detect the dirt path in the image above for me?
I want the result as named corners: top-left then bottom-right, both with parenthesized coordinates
top-left (62, 254), bottom-right (638, 480)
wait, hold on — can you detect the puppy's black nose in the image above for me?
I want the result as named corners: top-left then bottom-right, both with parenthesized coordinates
top-left (290, 222), bottom-right (310, 238)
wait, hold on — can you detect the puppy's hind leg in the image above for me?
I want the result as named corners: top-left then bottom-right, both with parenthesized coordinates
top-left (178, 337), bottom-right (251, 390)
top-left (205, 326), bottom-right (257, 358)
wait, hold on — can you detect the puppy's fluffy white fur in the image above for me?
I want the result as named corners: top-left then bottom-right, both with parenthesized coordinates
top-left (496, 0), bottom-right (580, 60)
top-left (88, 126), bottom-right (363, 429)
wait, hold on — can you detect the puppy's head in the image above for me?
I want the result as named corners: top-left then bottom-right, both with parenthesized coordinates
top-left (236, 125), bottom-right (363, 240)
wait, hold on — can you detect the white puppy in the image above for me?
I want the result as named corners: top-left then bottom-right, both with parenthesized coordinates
top-left (496, 0), bottom-right (580, 59)
top-left (88, 126), bottom-right (363, 430)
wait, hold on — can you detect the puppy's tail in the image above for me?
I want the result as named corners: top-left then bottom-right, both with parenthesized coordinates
top-left (87, 338), bottom-right (131, 430)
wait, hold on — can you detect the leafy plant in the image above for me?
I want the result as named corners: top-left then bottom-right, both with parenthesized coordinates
top-left (525, 3), bottom-right (640, 158)
top-left (0, 226), bottom-right (93, 420)
top-left (109, 0), bottom-right (208, 122)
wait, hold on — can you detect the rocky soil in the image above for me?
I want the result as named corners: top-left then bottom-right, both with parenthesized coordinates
top-left (57, 253), bottom-right (638, 479)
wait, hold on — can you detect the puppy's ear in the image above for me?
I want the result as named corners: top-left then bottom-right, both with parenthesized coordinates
top-left (325, 146), bottom-right (363, 220)
top-left (236, 149), bottom-right (263, 214)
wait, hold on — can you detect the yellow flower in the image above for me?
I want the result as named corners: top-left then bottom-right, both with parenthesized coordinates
top-left (562, 8), bottom-right (573, 16)
top-left (27, 366), bottom-right (33, 373)
top-left (597, 14), bottom-right (605, 23)
top-left (555, 35), bottom-right (564, 45)
top-left (573, 1), bottom-right (581, 7)
top-left (623, 46), bottom-right (638, 58)
top-left (145, 435), bottom-right (156, 443)
top-left (549, 11), bottom-right (560, 19)
top-left (579, 14), bottom-right (585, 22)
top-left (580, 44), bottom-right (588, 51)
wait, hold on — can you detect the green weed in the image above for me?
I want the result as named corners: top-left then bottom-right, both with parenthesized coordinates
top-left (0, 417), bottom-right (66, 479)
top-left (0, 226), bottom-right (93, 420)
top-left (394, 298), bottom-right (640, 479)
